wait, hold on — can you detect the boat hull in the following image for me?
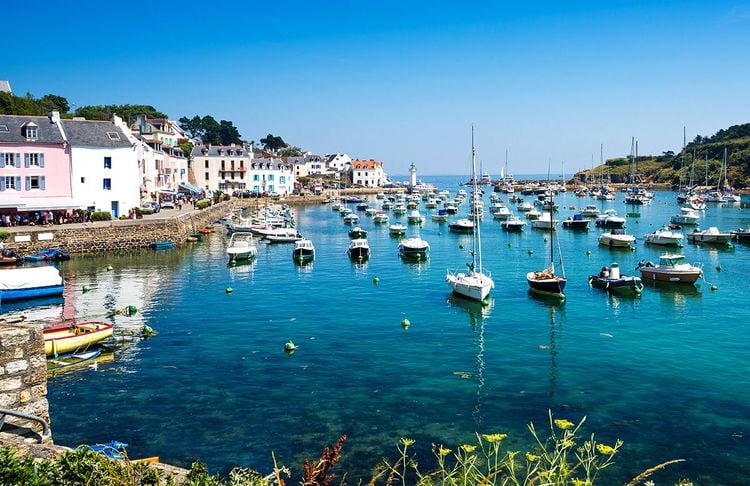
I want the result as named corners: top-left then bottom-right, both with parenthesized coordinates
top-left (589, 275), bottom-right (643, 294)
top-left (687, 234), bottom-right (731, 244)
top-left (638, 268), bottom-right (701, 283)
top-left (526, 272), bottom-right (566, 296)
top-left (446, 272), bottom-right (493, 302)
top-left (0, 284), bottom-right (65, 303)
top-left (293, 249), bottom-right (315, 263)
top-left (44, 322), bottom-right (114, 356)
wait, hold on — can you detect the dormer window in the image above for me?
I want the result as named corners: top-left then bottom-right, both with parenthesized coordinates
top-left (23, 122), bottom-right (38, 140)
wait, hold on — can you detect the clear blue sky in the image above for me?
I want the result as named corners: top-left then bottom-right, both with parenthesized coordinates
top-left (4, 0), bottom-right (750, 175)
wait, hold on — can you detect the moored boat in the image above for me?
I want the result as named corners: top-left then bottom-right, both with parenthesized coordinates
top-left (43, 321), bottom-right (114, 357)
top-left (687, 227), bottom-right (732, 245)
top-left (348, 226), bottom-right (368, 239)
top-left (292, 239), bottom-right (315, 263)
top-left (599, 229), bottom-right (636, 248)
top-left (449, 218), bottom-right (474, 233)
top-left (562, 213), bottom-right (589, 230)
top-left (150, 240), bottom-right (174, 250)
top-left (431, 209), bottom-right (449, 223)
top-left (407, 210), bottom-right (425, 225)
top-left (0, 266), bottom-right (64, 303)
top-left (644, 227), bottom-right (684, 247)
top-left (47, 349), bottom-right (102, 371)
top-left (373, 211), bottom-right (390, 224)
top-left (589, 263), bottom-right (643, 294)
top-left (389, 223), bottom-right (407, 236)
top-left (670, 207), bottom-right (700, 226)
top-left (501, 215), bottom-right (526, 231)
top-left (347, 239), bottom-right (371, 260)
top-left (531, 212), bottom-right (558, 230)
top-left (636, 254), bottom-right (702, 284)
top-left (226, 233), bottom-right (257, 261)
top-left (594, 209), bottom-right (626, 228)
top-left (398, 237), bottom-right (430, 260)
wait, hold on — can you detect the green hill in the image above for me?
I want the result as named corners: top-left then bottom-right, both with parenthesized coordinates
top-left (575, 123), bottom-right (750, 188)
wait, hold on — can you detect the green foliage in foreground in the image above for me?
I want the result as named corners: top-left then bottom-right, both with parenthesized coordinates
top-left (92, 211), bottom-right (113, 221)
top-left (0, 413), bottom-right (692, 485)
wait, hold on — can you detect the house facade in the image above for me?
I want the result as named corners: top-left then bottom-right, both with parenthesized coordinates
top-left (248, 158), bottom-right (295, 195)
top-left (190, 144), bottom-right (251, 193)
top-left (0, 112), bottom-right (79, 214)
top-left (63, 119), bottom-right (139, 217)
top-left (326, 153), bottom-right (352, 173)
top-left (129, 116), bottom-right (188, 196)
top-left (351, 159), bottom-right (386, 187)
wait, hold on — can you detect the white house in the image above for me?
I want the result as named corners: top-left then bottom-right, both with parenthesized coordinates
top-left (127, 116), bottom-right (187, 196)
top-left (325, 153), bottom-right (352, 173)
top-left (248, 158), bottom-right (295, 195)
top-left (63, 119), bottom-right (140, 217)
top-left (351, 159), bottom-right (386, 187)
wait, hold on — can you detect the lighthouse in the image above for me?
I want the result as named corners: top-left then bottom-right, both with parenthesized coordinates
top-left (409, 162), bottom-right (417, 189)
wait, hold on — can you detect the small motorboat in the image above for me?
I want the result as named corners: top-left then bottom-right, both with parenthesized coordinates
top-left (595, 209), bottom-right (626, 228)
top-left (526, 209), bottom-right (541, 220)
top-left (343, 213), bottom-right (360, 225)
top-left (25, 248), bottom-right (70, 261)
top-left (373, 211), bottom-right (390, 224)
top-left (0, 248), bottom-right (23, 265)
top-left (347, 239), bottom-right (371, 260)
top-left (226, 233), bottom-right (257, 261)
top-left (492, 206), bottom-right (513, 220)
top-left (580, 205), bottom-right (600, 217)
top-left (356, 202), bottom-right (368, 211)
top-left (644, 227), bottom-right (684, 247)
top-left (150, 240), bottom-right (174, 250)
top-left (599, 229), bottom-right (635, 248)
top-left (348, 226), bottom-right (368, 239)
top-left (432, 209), bottom-right (449, 223)
top-left (398, 237), bottom-right (430, 260)
top-left (589, 263), bottom-right (643, 294)
top-left (44, 321), bottom-right (114, 356)
top-left (502, 215), bottom-right (526, 231)
top-left (636, 254), bottom-right (703, 284)
top-left (407, 210), bottom-right (425, 225)
top-left (531, 212), bottom-right (558, 231)
top-left (562, 213), bottom-right (589, 230)
top-left (687, 227), bottom-right (732, 245)
top-left (732, 227), bottom-right (750, 242)
top-left (265, 233), bottom-right (303, 244)
top-left (449, 219), bottom-right (474, 233)
top-left (670, 207), bottom-right (700, 225)
top-left (293, 239), bottom-right (315, 263)
top-left (389, 223), bottom-right (407, 236)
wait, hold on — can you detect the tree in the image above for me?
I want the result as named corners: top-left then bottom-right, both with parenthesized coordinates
top-left (179, 140), bottom-right (195, 165)
top-left (39, 94), bottom-right (70, 113)
top-left (0, 91), bottom-right (70, 116)
top-left (73, 104), bottom-right (167, 123)
top-left (178, 115), bottom-right (243, 145)
top-left (279, 146), bottom-right (302, 157)
top-left (260, 133), bottom-right (288, 151)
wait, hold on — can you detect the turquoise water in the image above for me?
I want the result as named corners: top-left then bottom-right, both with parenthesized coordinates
top-left (21, 176), bottom-right (750, 484)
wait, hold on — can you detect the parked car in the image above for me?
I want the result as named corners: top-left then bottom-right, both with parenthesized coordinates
top-left (141, 201), bottom-right (160, 214)
top-left (160, 200), bottom-right (175, 209)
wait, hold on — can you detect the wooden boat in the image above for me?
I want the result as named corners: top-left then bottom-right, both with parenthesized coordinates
top-left (687, 227), bottom-right (732, 245)
top-left (0, 266), bottom-right (64, 303)
top-left (589, 263), bottom-right (643, 294)
top-left (43, 321), bottom-right (114, 356)
top-left (47, 349), bottom-right (102, 371)
top-left (150, 241), bottom-right (174, 250)
top-left (293, 239), bottom-right (315, 263)
top-left (636, 254), bottom-right (702, 284)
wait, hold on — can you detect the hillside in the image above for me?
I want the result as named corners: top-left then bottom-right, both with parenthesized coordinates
top-left (574, 123), bottom-right (750, 188)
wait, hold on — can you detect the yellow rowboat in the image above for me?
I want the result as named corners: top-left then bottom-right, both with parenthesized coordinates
top-left (43, 321), bottom-right (114, 356)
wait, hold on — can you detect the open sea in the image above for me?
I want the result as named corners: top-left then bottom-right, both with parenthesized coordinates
top-left (7, 175), bottom-right (750, 484)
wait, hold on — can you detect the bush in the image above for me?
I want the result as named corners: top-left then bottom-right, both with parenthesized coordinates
top-left (91, 211), bottom-right (112, 221)
top-left (196, 199), bottom-right (211, 210)
top-left (0, 230), bottom-right (10, 241)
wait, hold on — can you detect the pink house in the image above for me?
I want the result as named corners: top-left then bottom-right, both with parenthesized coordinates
top-left (0, 112), bottom-right (78, 215)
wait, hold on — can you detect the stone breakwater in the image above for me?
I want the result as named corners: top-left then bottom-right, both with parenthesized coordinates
top-left (0, 323), bottom-right (49, 442)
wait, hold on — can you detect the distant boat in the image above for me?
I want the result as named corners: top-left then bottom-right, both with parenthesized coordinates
top-left (389, 223), bottom-right (407, 236)
top-left (588, 263), bottom-right (643, 295)
top-left (407, 210), bottom-right (425, 225)
top-left (373, 211), bottom-right (390, 224)
top-left (0, 266), bottom-right (64, 303)
top-left (449, 218), bottom-right (474, 234)
top-left (644, 228), bottom-right (684, 247)
top-left (594, 209), bottom-right (625, 229)
top-left (348, 226), bottom-right (368, 239)
top-left (531, 212), bottom-right (558, 231)
top-left (293, 239), bottom-right (315, 263)
top-left (43, 321), bottom-right (114, 357)
top-left (446, 127), bottom-right (494, 302)
top-left (599, 229), bottom-right (636, 248)
top-left (431, 209), bottom-right (449, 223)
top-left (527, 175), bottom-right (566, 298)
top-left (670, 207), bottom-right (700, 226)
top-left (562, 213), bottom-right (589, 230)
top-left (398, 237), bottom-right (430, 260)
top-left (502, 215), bottom-right (527, 231)
top-left (150, 241), bottom-right (174, 250)
top-left (687, 227), bottom-right (732, 245)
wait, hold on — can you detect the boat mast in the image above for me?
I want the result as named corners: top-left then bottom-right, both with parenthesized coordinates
top-left (472, 125), bottom-right (483, 275)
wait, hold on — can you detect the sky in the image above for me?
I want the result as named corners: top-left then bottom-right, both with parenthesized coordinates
top-left (4, 0), bottom-right (750, 175)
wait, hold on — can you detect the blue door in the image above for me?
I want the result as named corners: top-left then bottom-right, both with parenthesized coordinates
top-left (111, 201), bottom-right (119, 218)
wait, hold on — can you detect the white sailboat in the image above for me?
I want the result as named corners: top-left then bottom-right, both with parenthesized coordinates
top-left (446, 127), bottom-right (494, 302)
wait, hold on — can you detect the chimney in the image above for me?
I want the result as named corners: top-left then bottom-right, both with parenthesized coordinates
top-left (48, 110), bottom-right (60, 124)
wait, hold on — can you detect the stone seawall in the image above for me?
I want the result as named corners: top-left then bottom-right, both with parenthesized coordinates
top-left (0, 323), bottom-right (49, 442)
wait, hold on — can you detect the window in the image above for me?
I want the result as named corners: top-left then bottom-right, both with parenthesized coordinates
top-left (280, 176), bottom-right (285, 184)
top-left (1, 176), bottom-right (20, 191)
top-left (27, 176), bottom-right (45, 190)
top-left (231, 160), bottom-right (235, 170)
top-left (221, 160), bottom-right (225, 170)
top-left (104, 156), bottom-right (112, 169)
top-left (2, 153), bottom-right (18, 167)
top-left (25, 125), bottom-right (37, 140)
top-left (240, 173), bottom-right (244, 179)
top-left (103, 178), bottom-right (112, 190)
top-left (268, 174), bottom-right (274, 181)
top-left (205, 160), bottom-right (209, 168)
top-left (81, 177), bottom-right (86, 183)
top-left (24, 153), bottom-right (44, 167)
top-left (107, 131), bottom-right (120, 140)
top-left (0, 124), bottom-right (8, 132)
top-left (205, 172), bottom-right (209, 180)
top-left (253, 175), bottom-right (259, 181)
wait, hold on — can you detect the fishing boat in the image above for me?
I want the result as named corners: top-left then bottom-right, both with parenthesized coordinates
top-left (516, 201), bottom-right (533, 212)
top-left (47, 349), bottom-right (102, 371)
top-left (431, 209), bottom-right (449, 223)
top-left (594, 209), bottom-right (626, 228)
top-left (381, 200), bottom-right (393, 210)
top-left (527, 187), bottom-right (566, 297)
top-left (389, 223), bottom-right (407, 236)
top-left (449, 218), bottom-right (474, 233)
top-left (347, 239), bottom-right (371, 260)
top-left (687, 227), bottom-right (732, 245)
top-left (502, 215), bottom-right (527, 231)
top-left (580, 205), bottom-right (600, 217)
top-left (226, 233), bottom-right (257, 261)
top-left (343, 213), bottom-right (360, 225)
top-left (150, 240), bottom-right (174, 250)
top-left (588, 263), bottom-right (643, 294)
top-left (446, 127), bottom-right (494, 302)
top-left (348, 226), bottom-right (368, 239)
top-left (43, 321), bottom-right (114, 356)
top-left (531, 212), bottom-right (558, 231)
top-left (670, 207), bottom-right (700, 226)
top-left (292, 239), bottom-right (315, 263)
top-left (0, 266), bottom-right (64, 303)
top-left (407, 210), bottom-right (425, 225)
top-left (398, 237), bottom-right (430, 260)
top-left (373, 211), bottom-right (390, 224)
top-left (492, 206), bottom-right (512, 220)
top-left (562, 213), bottom-right (589, 230)
top-left (732, 227), bottom-right (750, 242)
top-left (599, 229), bottom-right (636, 248)
top-left (644, 227), bottom-right (684, 247)
top-left (636, 254), bottom-right (703, 284)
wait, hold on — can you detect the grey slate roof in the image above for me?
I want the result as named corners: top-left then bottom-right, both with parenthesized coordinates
top-left (61, 120), bottom-right (132, 147)
top-left (191, 144), bottom-right (249, 157)
top-left (250, 158), bottom-right (291, 170)
top-left (0, 115), bottom-right (65, 144)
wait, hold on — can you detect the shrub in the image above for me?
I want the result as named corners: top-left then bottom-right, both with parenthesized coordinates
top-left (91, 211), bottom-right (112, 221)
top-left (0, 230), bottom-right (10, 241)
top-left (196, 199), bottom-right (211, 210)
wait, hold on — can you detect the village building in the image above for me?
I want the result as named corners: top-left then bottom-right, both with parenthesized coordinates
top-left (350, 159), bottom-right (386, 187)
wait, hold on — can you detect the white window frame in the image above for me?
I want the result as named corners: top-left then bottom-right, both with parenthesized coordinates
top-left (3, 153), bottom-right (16, 167)
top-left (25, 126), bottom-right (38, 140)
top-left (3, 176), bottom-right (18, 190)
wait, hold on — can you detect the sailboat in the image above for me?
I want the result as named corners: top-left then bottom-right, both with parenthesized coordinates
top-left (527, 175), bottom-right (567, 297)
top-left (446, 127), bottom-right (494, 302)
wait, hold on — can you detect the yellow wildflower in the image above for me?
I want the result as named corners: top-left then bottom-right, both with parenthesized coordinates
top-left (482, 433), bottom-right (508, 443)
top-left (525, 452), bottom-right (540, 462)
top-left (400, 438), bottom-right (415, 447)
top-left (554, 419), bottom-right (575, 430)
top-left (572, 479), bottom-right (590, 486)
top-left (460, 444), bottom-right (477, 453)
top-left (596, 443), bottom-right (616, 455)
top-left (438, 446), bottom-right (452, 457)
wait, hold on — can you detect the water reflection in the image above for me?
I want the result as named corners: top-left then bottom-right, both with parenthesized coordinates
top-left (528, 289), bottom-right (566, 307)
top-left (228, 259), bottom-right (257, 280)
top-left (47, 350), bottom-right (115, 378)
top-left (643, 281), bottom-right (701, 307)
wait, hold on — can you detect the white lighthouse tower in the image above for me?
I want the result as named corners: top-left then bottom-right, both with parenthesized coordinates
top-left (409, 162), bottom-right (417, 189)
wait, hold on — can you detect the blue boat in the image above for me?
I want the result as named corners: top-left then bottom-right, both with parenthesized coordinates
top-left (150, 241), bottom-right (174, 250)
top-left (0, 266), bottom-right (64, 303)
top-left (25, 248), bottom-right (70, 261)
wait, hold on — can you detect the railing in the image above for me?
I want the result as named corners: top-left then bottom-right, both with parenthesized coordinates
top-left (0, 407), bottom-right (51, 443)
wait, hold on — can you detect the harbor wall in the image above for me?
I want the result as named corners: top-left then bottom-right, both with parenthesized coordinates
top-left (0, 322), bottom-right (49, 442)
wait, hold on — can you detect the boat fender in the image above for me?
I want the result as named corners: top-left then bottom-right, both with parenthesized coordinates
top-left (226, 287), bottom-right (233, 294)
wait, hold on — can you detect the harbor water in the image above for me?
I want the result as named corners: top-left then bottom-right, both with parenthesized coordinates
top-left (12, 175), bottom-right (750, 484)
